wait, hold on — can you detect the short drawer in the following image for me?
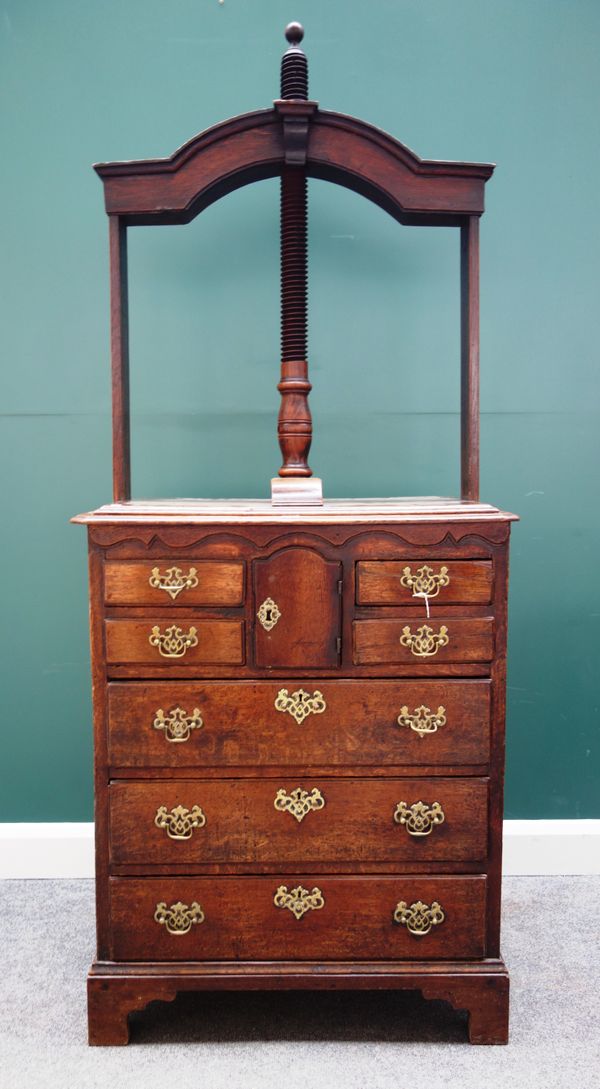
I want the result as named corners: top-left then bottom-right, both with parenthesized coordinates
top-left (105, 560), bottom-right (244, 606)
top-left (109, 874), bottom-right (487, 961)
top-left (353, 618), bottom-right (494, 665)
top-left (356, 560), bottom-right (493, 606)
top-left (107, 679), bottom-right (491, 767)
top-left (105, 619), bottom-right (244, 667)
top-left (109, 777), bottom-right (489, 865)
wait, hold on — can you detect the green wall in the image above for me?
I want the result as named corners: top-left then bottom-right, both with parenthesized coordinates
top-left (1, 1), bottom-right (598, 821)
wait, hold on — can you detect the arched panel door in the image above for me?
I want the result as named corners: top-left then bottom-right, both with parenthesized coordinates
top-left (253, 547), bottom-right (341, 669)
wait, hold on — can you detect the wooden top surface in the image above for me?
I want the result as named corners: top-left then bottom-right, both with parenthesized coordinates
top-left (72, 496), bottom-right (518, 526)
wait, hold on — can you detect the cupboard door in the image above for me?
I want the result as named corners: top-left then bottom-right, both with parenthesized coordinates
top-left (254, 548), bottom-right (341, 669)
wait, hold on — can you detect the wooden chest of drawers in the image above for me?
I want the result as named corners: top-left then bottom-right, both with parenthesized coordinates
top-left (75, 497), bottom-right (516, 1045)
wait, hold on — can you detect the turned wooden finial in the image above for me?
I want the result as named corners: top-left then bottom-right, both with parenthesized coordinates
top-left (285, 21), bottom-right (304, 45)
top-left (281, 23), bottom-right (308, 99)
top-left (276, 22), bottom-right (313, 483)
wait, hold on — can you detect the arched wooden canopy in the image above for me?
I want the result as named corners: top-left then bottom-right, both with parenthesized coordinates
top-left (95, 107), bottom-right (494, 228)
top-left (97, 100), bottom-right (494, 503)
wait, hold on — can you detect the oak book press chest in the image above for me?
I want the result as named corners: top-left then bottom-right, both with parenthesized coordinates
top-left (74, 24), bottom-right (517, 1045)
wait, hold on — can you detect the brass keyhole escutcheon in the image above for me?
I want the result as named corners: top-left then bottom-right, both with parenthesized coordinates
top-left (274, 688), bottom-right (327, 725)
top-left (273, 884), bottom-right (325, 919)
top-left (274, 786), bottom-right (325, 822)
top-left (257, 597), bottom-right (281, 632)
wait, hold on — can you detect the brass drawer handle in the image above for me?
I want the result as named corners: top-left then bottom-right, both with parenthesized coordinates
top-left (274, 787), bottom-right (325, 823)
top-left (154, 804), bottom-right (206, 840)
top-left (257, 597), bottom-right (281, 631)
top-left (397, 704), bottom-right (446, 738)
top-left (400, 564), bottom-right (449, 600)
top-left (149, 566), bottom-right (199, 600)
top-left (400, 624), bottom-right (449, 658)
top-left (274, 884), bottom-right (325, 919)
top-left (153, 706), bottom-right (203, 743)
top-left (393, 800), bottom-right (445, 836)
top-left (149, 624), bottom-right (198, 658)
top-left (154, 900), bottom-right (204, 935)
top-left (274, 688), bottom-right (327, 725)
top-left (394, 899), bottom-right (445, 936)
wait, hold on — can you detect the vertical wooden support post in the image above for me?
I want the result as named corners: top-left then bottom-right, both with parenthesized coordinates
top-left (278, 164), bottom-right (312, 477)
top-left (109, 215), bottom-right (131, 501)
top-left (277, 22), bottom-right (313, 480)
top-left (460, 215), bottom-right (480, 501)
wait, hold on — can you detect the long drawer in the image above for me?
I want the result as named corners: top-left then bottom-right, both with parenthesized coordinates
top-left (109, 875), bottom-right (487, 961)
top-left (107, 679), bottom-right (491, 767)
top-left (109, 777), bottom-right (489, 865)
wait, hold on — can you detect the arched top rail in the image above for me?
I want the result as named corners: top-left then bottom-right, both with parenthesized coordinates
top-left (95, 107), bottom-right (494, 228)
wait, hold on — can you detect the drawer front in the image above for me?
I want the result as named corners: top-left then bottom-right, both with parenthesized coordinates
top-left (107, 679), bottom-right (491, 767)
top-left (105, 560), bottom-right (244, 607)
top-left (109, 875), bottom-right (486, 961)
top-left (105, 619), bottom-right (244, 666)
top-left (353, 618), bottom-right (494, 665)
top-left (356, 560), bottom-right (493, 606)
top-left (109, 777), bottom-right (489, 865)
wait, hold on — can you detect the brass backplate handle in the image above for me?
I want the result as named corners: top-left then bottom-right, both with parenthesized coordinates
top-left (393, 899), bottom-right (445, 936)
top-left (153, 706), bottom-right (203, 743)
top-left (149, 566), bottom-right (199, 600)
top-left (274, 688), bottom-right (327, 725)
top-left (154, 804), bottom-right (206, 840)
top-left (154, 900), bottom-right (204, 935)
top-left (149, 625), bottom-right (198, 658)
top-left (274, 787), bottom-right (325, 822)
top-left (400, 624), bottom-right (449, 658)
top-left (397, 705), bottom-right (446, 738)
top-left (400, 564), bottom-right (450, 600)
top-left (393, 800), bottom-right (445, 836)
top-left (274, 884), bottom-right (325, 919)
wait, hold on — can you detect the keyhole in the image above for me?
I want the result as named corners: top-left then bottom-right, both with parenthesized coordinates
top-left (265, 607), bottom-right (273, 623)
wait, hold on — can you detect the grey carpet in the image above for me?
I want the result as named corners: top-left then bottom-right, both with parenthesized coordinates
top-left (0, 877), bottom-right (598, 1089)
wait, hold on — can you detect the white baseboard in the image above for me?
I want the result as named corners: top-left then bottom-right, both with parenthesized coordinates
top-left (501, 819), bottom-right (599, 876)
top-left (0, 820), bottom-right (598, 879)
top-left (0, 823), bottom-right (95, 879)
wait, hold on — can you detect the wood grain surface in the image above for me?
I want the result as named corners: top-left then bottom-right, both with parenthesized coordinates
top-left (107, 678), bottom-right (491, 768)
top-left (105, 619), bottom-right (244, 666)
top-left (109, 776), bottom-right (489, 865)
top-left (353, 618), bottom-right (494, 665)
top-left (105, 560), bottom-right (244, 606)
top-left (109, 874), bottom-right (487, 961)
top-left (356, 560), bottom-right (493, 605)
top-left (254, 547), bottom-right (341, 668)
